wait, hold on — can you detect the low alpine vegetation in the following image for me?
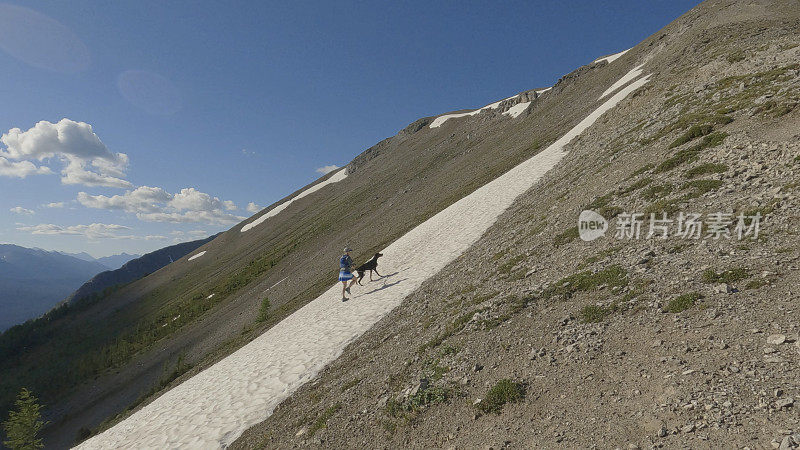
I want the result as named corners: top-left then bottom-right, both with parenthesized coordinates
top-left (702, 267), bottom-right (749, 284)
top-left (654, 132), bottom-right (729, 173)
top-left (641, 183), bottom-right (673, 201)
top-left (543, 265), bottom-right (629, 300)
top-left (385, 385), bottom-right (451, 420)
top-left (580, 304), bottom-right (615, 323)
top-left (256, 297), bottom-right (271, 323)
top-left (684, 163), bottom-right (728, 178)
top-left (309, 403), bottom-right (342, 436)
top-left (669, 123), bottom-right (714, 149)
top-left (666, 292), bottom-right (704, 313)
top-left (477, 379), bottom-right (524, 414)
top-left (682, 179), bottom-right (724, 199)
top-left (553, 226), bottom-right (579, 246)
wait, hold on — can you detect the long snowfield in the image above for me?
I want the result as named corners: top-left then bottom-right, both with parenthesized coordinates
top-left (240, 168), bottom-right (348, 233)
top-left (77, 66), bottom-right (650, 449)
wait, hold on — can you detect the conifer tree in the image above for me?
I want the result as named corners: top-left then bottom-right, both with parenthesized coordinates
top-left (2, 388), bottom-right (47, 450)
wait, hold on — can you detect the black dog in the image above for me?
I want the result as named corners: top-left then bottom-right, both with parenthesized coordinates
top-left (356, 252), bottom-right (383, 285)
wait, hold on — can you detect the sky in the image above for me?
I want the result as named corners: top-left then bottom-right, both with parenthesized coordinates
top-left (0, 0), bottom-right (701, 257)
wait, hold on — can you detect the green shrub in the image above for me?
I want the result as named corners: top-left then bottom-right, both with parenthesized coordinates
top-left (580, 305), bottom-right (610, 323)
top-left (744, 198), bottom-right (779, 218)
top-left (702, 268), bottom-right (749, 284)
top-left (544, 265), bottom-right (628, 299)
top-left (408, 386), bottom-right (449, 410)
top-left (340, 378), bottom-right (361, 392)
top-left (419, 308), bottom-right (483, 352)
top-left (386, 386), bottom-right (450, 419)
top-left (645, 198), bottom-right (681, 215)
top-left (309, 403), bottom-right (342, 435)
top-left (439, 345), bottom-right (459, 357)
top-left (553, 227), bottom-right (579, 246)
top-left (726, 50), bottom-right (746, 63)
top-left (478, 379), bottom-right (524, 413)
top-left (669, 124), bottom-right (714, 148)
top-left (641, 183), bottom-right (673, 201)
top-left (629, 164), bottom-right (655, 178)
top-left (745, 279), bottom-right (770, 290)
top-left (498, 254), bottom-right (525, 275)
top-left (774, 102), bottom-right (796, 117)
top-left (684, 163), bottom-right (728, 178)
top-left (256, 297), bottom-right (271, 323)
top-left (682, 179), bottom-right (724, 198)
top-left (621, 177), bottom-right (653, 194)
top-left (655, 132), bottom-right (728, 173)
top-left (666, 292), bottom-right (703, 313)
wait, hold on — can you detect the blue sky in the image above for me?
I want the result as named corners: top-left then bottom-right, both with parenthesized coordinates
top-left (0, 0), bottom-right (700, 257)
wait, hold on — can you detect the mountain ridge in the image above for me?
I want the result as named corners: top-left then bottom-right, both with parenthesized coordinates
top-left (0, 245), bottom-right (108, 331)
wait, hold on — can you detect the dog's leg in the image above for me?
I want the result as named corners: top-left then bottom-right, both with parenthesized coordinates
top-left (369, 269), bottom-right (374, 281)
top-left (374, 268), bottom-right (382, 278)
top-left (357, 271), bottom-right (364, 285)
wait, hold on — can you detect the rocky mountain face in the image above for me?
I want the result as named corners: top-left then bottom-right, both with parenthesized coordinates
top-left (0, 245), bottom-right (108, 331)
top-left (4, 0), bottom-right (798, 448)
top-left (230, 1), bottom-right (800, 448)
top-left (63, 235), bottom-right (218, 305)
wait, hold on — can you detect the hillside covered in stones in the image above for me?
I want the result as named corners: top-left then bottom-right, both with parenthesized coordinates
top-left (233, 1), bottom-right (800, 448)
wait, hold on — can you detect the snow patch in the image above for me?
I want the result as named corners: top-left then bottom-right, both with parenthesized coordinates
top-left (536, 87), bottom-right (552, 95)
top-left (241, 169), bottom-right (348, 233)
top-left (599, 64), bottom-right (644, 100)
top-left (429, 95), bottom-right (518, 128)
top-left (503, 102), bottom-right (531, 118)
top-left (206, 294), bottom-right (214, 299)
top-left (594, 48), bottom-right (631, 64)
top-left (187, 251), bottom-right (206, 261)
top-left (77, 71), bottom-right (651, 450)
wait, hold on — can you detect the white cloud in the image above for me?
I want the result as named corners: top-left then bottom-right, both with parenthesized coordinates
top-left (0, 156), bottom-right (52, 178)
top-left (0, 118), bottom-right (130, 187)
top-left (77, 186), bottom-right (170, 213)
top-left (246, 202), bottom-right (262, 213)
top-left (315, 164), bottom-right (340, 175)
top-left (10, 206), bottom-right (34, 215)
top-left (61, 158), bottom-right (132, 188)
top-left (78, 186), bottom-right (244, 226)
top-left (136, 210), bottom-right (245, 226)
top-left (43, 202), bottom-right (65, 208)
top-left (169, 188), bottom-right (236, 212)
top-left (17, 223), bottom-right (136, 240)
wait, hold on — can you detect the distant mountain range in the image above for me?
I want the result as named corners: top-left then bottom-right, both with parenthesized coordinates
top-left (64, 234), bottom-right (219, 305)
top-left (58, 251), bottom-right (141, 270)
top-left (0, 245), bottom-right (109, 331)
